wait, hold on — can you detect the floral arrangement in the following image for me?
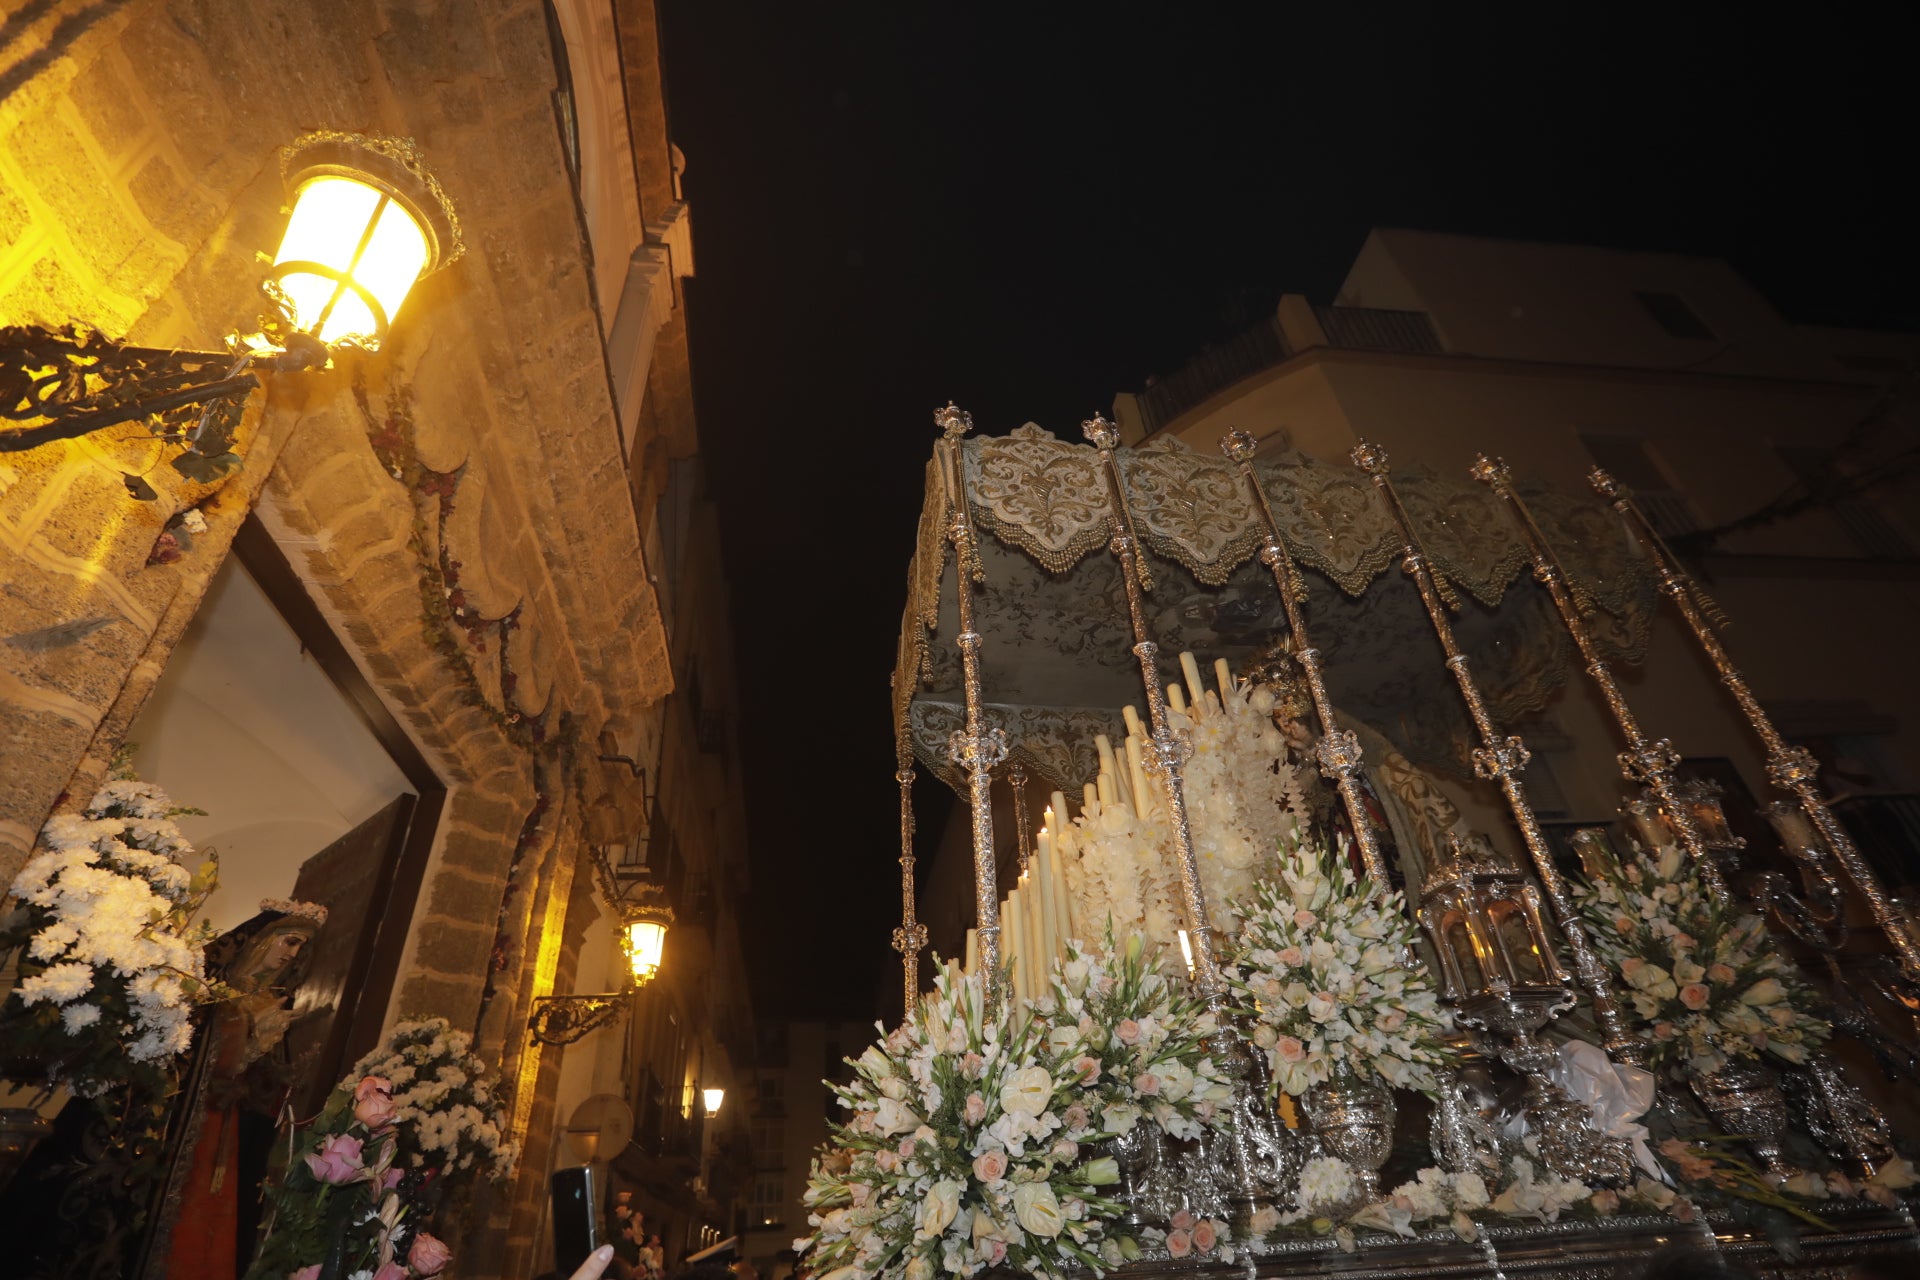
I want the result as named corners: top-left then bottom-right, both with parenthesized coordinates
top-left (1225, 834), bottom-right (1453, 1097)
top-left (1570, 843), bottom-right (1829, 1075)
top-left (247, 1017), bottom-right (516, 1280)
top-left (1, 773), bottom-right (226, 1097)
top-left (1031, 928), bottom-right (1234, 1143)
top-left (1055, 659), bottom-right (1308, 963)
top-left (1165, 673), bottom-right (1308, 937)
top-left (798, 967), bottom-right (1133, 1280)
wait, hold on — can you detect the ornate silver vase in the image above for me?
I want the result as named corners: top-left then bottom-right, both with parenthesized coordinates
top-left (1690, 1059), bottom-right (1797, 1176)
top-left (1302, 1075), bottom-right (1396, 1202)
top-left (1106, 1125), bottom-right (1154, 1226)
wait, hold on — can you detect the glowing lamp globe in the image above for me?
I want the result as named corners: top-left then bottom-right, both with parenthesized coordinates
top-left (269, 133), bottom-right (461, 349)
top-left (702, 1087), bottom-right (725, 1118)
top-left (624, 914), bottom-right (669, 987)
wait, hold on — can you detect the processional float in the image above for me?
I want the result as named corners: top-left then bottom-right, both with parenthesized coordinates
top-left (874, 408), bottom-right (1920, 1277)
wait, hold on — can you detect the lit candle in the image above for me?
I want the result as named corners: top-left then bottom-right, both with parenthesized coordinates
top-left (1177, 929), bottom-right (1196, 978)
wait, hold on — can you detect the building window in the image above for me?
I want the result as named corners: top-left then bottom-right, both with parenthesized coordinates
top-left (1776, 446), bottom-right (1916, 559)
top-left (751, 1173), bottom-right (788, 1227)
top-left (1634, 291), bottom-right (1715, 341)
top-left (1579, 433), bottom-right (1698, 537)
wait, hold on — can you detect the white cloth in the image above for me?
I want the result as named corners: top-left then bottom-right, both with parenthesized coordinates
top-left (1548, 1039), bottom-right (1665, 1179)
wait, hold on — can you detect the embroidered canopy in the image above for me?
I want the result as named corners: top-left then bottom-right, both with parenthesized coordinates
top-left (894, 426), bottom-right (1657, 792)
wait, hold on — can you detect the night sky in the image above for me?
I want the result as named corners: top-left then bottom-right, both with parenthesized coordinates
top-left (654, 5), bottom-right (1916, 1020)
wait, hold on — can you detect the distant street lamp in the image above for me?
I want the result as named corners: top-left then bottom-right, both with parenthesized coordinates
top-left (1, 132), bottom-right (460, 474)
top-left (701, 1087), bottom-right (725, 1119)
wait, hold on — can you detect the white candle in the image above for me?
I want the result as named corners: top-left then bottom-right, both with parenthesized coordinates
top-left (1124, 733), bottom-right (1154, 821)
top-left (1095, 734), bottom-right (1120, 782)
top-left (1051, 791), bottom-right (1069, 826)
top-left (1083, 782), bottom-right (1099, 815)
top-left (1049, 836), bottom-right (1077, 944)
top-left (964, 927), bottom-right (978, 976)
top-left (1180, 651), bottom-right (1208, 709)
top-left (1006, 885), bottom-right (1027, 1002)
top-left (1025, 875), bottom-right (1049, 986)
top-left (1215, 657), bottom-right (1236, 703)
top-left (1096, 770), bottom-right (1116, 807)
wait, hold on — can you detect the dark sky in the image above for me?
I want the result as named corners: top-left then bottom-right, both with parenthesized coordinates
top-left (654, 4), bottom-right (1916, 1020)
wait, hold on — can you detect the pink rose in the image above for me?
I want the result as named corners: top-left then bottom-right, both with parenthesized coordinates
top-left (1134, 1073), bottom-right (1161, 1096)
top-left (1073, 1056), bottom-right (1101, 1084)
top-left (1276, 947), bottom-right (1305, 968)
top-left (1671, 1198), bottom-right (1696, 1223)
top-left (1708, 963), bottom-right (1736, 984)
top-left (1378, 1009), bottom-right (1407, 1032)
top-left (973, 1151), bottom-right (1008, 1182)
top-left (961, 1052), bottom-right (985, 1079)
top-left (1051, 1137), bottom-right (1078, 1161)
top-left (1653, 1022), bottom-right (1676, 1041)
top-left (408, 1232), bottom-right (453, 1277)
top-left (1613, 915), bottom-right (1635, 934)
top-left (1171, 1209), bottom-right (1194, 1231)
top-left (1192, 1220), bottom-right (1217, 1251)
top-left (303, 1133), bottom-right (365, 1184)
top-left (876, 1150), bottom-right (898, 1172)
top-left (290, 1268), bottom-right (322, 1280)
top-left (898, 1136), bottom-right (917, 1157)
top-left (1669, 931), bottom-right (1696, 950)
top-left (1590, 1190), bottom-right (1620, 1217)
top-left (1679, 983), bottom-right (1710, 1011)
top-left (382, 1167), bottom-right (404, 1191)
top-left (988, 1240), bottom-right (1007, 1266)
top-left (372, 1263), bottom-right (409, 1280)
top-left (1293, 910), bottom-right (1317, 928)
top-left (1116, 1019), bottom-right (1141, 1044)
top-left (1166, 1229), bottom-right (1192, 1258)
top-left (1275, 1035), bottom-right (1306, 1063)
top-left (1063, 1104), bottom-right (1089, 1131)
top-left (353, 1076), bottom-right (396, 1130)
top-left (964, 1092), bottom-right (986, 1124)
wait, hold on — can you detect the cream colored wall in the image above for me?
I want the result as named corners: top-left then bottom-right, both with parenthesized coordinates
top-left (551, 0), bottom-right (648, 328)
top-left (1165, 350), bottom-right (1920, 816)
top-left (127, 555), bottom-right (411, 934)
top-left (1337, 228), bottom-right (1839, 381)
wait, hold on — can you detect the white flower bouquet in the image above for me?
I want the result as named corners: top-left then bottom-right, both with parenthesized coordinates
top-left (1032, 928), bottom-right (1233, 1143)
top-left (1570, 843), bottom-right (1829, 1075)
top-left (799, 967), bottom-right (1136, 1280)
top-left (343, 1016), bottom-right (519, 1181)
top-left (1225, 833), bottom-right (1453, 1097)
top-left (247, 1017), bottom-right (516, 1280)
top-left (1, 775), bottom-right (225, 1097)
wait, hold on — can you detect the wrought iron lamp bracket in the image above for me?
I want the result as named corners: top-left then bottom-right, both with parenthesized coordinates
top-left (528, 992), bottom-right (633, 1046)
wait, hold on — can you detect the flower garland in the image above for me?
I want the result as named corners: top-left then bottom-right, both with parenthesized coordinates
top-left (1570, 843), bottom-right (1829, 1075)
top-left (1225, 833), bottom-right (1453, 1097)
top-left (1, 773), bottom-right (226, 1097)
top-left (247, 1017), bottom-right (517, 1280)
top-left (1031, 929), bottom-right (1232, 1144)
top-left (798, 968), bottom-right (1132, 1280)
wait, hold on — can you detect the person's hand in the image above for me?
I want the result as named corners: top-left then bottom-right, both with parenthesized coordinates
top-left (569, 1245), bottom-right (617, 1280)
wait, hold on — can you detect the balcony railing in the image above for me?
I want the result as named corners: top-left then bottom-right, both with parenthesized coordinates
top-left (1135, 306), bottom-right (1442, 434)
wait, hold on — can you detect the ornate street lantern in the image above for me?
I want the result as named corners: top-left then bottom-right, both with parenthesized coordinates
top-left (2, 132), bottom-right (460, 468)
top-left (702, 1087), bottom-right (725, 1119)
top-left (622, 904), bottom-right (672, 988)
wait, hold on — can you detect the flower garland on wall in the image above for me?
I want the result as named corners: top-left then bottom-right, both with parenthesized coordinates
top-left (1224, 834), bottom-right (1454, 1098)
top-left (1, 770), bottom-right (228, 1099)
top-left (246, 1017), bottom-right (517, 1280)
top-left (355, 377), bottom-right (546, 751)
top-left (1569, 843), bottom-right (1830, 1076)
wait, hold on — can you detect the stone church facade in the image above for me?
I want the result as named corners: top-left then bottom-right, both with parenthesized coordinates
top-left (1, 2), bottom-right (748, 1274)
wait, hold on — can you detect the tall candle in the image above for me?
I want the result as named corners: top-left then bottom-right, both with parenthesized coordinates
top-left (964, 927), bottom-right (978, 976)
top-left (1051, 792), bottom-right (1069, 827)
top-left (1124, 733), bottom-right (1154, 821)
top-left (1039, 839), bottom-right (1072, 955)
top-left (1049, 835), bottom-right (1077, 944)
top-left (1083, 782), bottom-right (1099, 815)
top-left (1025, 874), bottom-right (1049, 985)
top-left (1167, 682), bottom-right (1187, 714)
top-left (1007, 884), bottom-right (1028, 1002)
top-left (1215, 657), bottom-right (1236, 703)
top-left (1180, 651), bottom-right (1208, 709)
top-left (1096, 771), bottom-right (1116, 807)
top-left (1095, 734), bottom-right (1120, 783)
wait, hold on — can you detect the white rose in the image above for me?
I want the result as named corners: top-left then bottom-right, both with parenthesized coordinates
top-left (1012, 1181), bottom-right (1064, 1238)
top-left (879, 1076), bottom-right (908, 1101)
top-left (1000, 1065), bottom-right (1054, 1117)
top-left (918, 1179), bottom-right (964, 1239)
top-left (874, 1097), bottom-right (920, 1135)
